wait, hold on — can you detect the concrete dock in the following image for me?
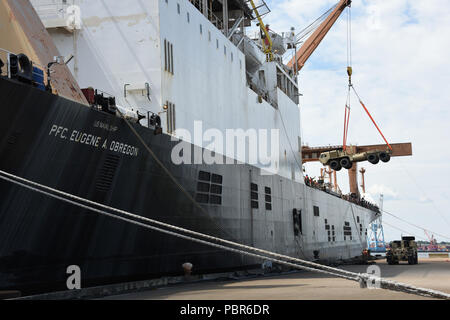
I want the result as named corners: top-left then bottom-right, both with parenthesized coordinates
top-left (103, 258), bottom-right (450, 300)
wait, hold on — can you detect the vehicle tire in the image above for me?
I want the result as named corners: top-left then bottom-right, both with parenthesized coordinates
top-left (380, 152), bottom-right (391, 163)
top-left (387, 257), bottom-right (393, 265)
top-left (368, 154), bottom-right (380, 165)
top-left (330, 160), bottom-right (342, 171)
top-left (408, 256), bottom-right (415, 265)
top-left (340, 158), bottom-right (353, 170)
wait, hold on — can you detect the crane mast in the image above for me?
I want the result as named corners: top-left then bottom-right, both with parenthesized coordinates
top-left (288, 0), bottom-right (352, 74)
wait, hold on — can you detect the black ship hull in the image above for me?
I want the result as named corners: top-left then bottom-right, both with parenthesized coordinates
top-left (0, 77), bottom-right (375, 295)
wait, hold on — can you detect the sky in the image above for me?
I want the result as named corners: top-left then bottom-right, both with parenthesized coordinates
top-left (262, 0), bottom-right (450, 242)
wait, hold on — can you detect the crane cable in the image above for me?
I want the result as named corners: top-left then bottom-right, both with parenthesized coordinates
top-left (343, 6), bottom-right (352, 152)
top-left (342, 5), bottom-right (393, 152)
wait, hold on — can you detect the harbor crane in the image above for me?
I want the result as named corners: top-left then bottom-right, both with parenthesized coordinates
top-left (287, 0), bottom-right (352, 74)
top-left (424, 230), bottom-right (439, 252)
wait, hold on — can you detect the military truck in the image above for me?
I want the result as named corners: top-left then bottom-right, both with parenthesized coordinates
top-left (319, 148), bottom-right (392, 171)
top-left (386, 236), bottom-right (419, 265)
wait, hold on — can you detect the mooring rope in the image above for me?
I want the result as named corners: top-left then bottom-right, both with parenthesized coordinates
top-left (1, 170), bottom-right (449, 300)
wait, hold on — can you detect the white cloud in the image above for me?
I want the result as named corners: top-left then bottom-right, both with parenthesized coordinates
top-left (418, 196), bottom-right (432, 204)
top-left (367, 184), bottom-right (399, 200)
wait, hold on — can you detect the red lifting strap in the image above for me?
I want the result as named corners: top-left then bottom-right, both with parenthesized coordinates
top-left (353, 89), bottom-right (393, 151)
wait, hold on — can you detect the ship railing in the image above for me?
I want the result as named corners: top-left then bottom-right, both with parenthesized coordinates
top-left (305, 177), bottom-right (381, 213)
top-left (245, 0), bottom-right (271, 18)
top-left (188, 0), bottom-right (224, 31)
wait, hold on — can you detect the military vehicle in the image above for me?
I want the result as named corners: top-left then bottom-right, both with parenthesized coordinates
top-left (386, 236), bottom-right (419, 265)
top-left (319, 149), bottom-right (392, 171)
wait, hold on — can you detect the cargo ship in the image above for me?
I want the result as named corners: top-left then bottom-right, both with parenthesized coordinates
top-left (0, 0), bottom-right (379, 295)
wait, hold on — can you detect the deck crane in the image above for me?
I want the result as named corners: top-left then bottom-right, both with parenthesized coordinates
top-left (287, 0), bottom-right (352, 74)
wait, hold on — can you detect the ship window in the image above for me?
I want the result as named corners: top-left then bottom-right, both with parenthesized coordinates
top-left (325, 221), bottom-right (335, 242)
top-left (199, 171), bottom-right (211, 182)
top-left (212, 174), bottom-right (222, 184)
top-left (265, 187), bottom-right (272, 211)
top-left (231, 52), bottom-right (233, 62)
top-left (170, 43), bottom-right (174, 74)
top-left (196, 193), bottom-right (209, 204)
top-left (240, 60), bottom-right (242, 69)
top-left (197, 182), bottom-right (210, 193)
top-left (313, 206), bottom-right (320, 217)
top-left (251, 183), bottom-right (259, 209)
top-left (224, 45), bottom-right (227, 55)
top-left (187, 12), bottom-right (190, 23)
top-left (216, 39), bottom-right (219, 49)
top-left (210, 195), bottom-right (222, 205)
top-left (210, 184), bottom-right (222, 195)
top-left (164, 40), bottom-right (174, 74)
top-left (208, 31), bottom-right (211, 41)
top-left (197, 171), bottom-right (223, 206)
top-left (164, 39), bottom-right (167, 71)
top-left (177, 3), bottom-right (180, 14)
top-left (200, 24), bottom-right (202, 34)
top-left (344, 222), bottom-right (352, 237)
top-left (166, 101), bottom-right (176, 134)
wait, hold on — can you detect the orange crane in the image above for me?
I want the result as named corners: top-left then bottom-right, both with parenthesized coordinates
top-left (287, 0), bottom-right (352, 74)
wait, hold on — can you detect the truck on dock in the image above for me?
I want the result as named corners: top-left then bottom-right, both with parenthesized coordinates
top-left (386, 237), bottom-right (419, 265)
top-left (319, 148), bottom-right (392, 171)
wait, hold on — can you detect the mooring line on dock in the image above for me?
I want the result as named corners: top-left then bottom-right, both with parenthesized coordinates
top-left (1, 169), bottom-right (450, 300)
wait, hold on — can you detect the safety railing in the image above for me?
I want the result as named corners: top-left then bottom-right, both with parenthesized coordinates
top-left (188, 0), bottom-right (224, 31)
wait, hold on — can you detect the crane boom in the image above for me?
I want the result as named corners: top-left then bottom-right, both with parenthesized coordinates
top-left (288, 0), bottom-right (351, 73)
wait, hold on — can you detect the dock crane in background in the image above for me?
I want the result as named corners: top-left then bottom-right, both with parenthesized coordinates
top-left (424, 230), bottom-right (439, 252)
top-left (368, 194), bottom-right (387, 253)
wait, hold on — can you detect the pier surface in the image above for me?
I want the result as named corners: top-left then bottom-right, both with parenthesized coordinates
top-left (103, 258), bottom-right (450, 300)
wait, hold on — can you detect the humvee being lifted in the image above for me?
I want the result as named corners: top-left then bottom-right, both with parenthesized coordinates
top-left (386, 236), bottom-right (419, 265)
top-left (319, 148), bottom-right (392, 171)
